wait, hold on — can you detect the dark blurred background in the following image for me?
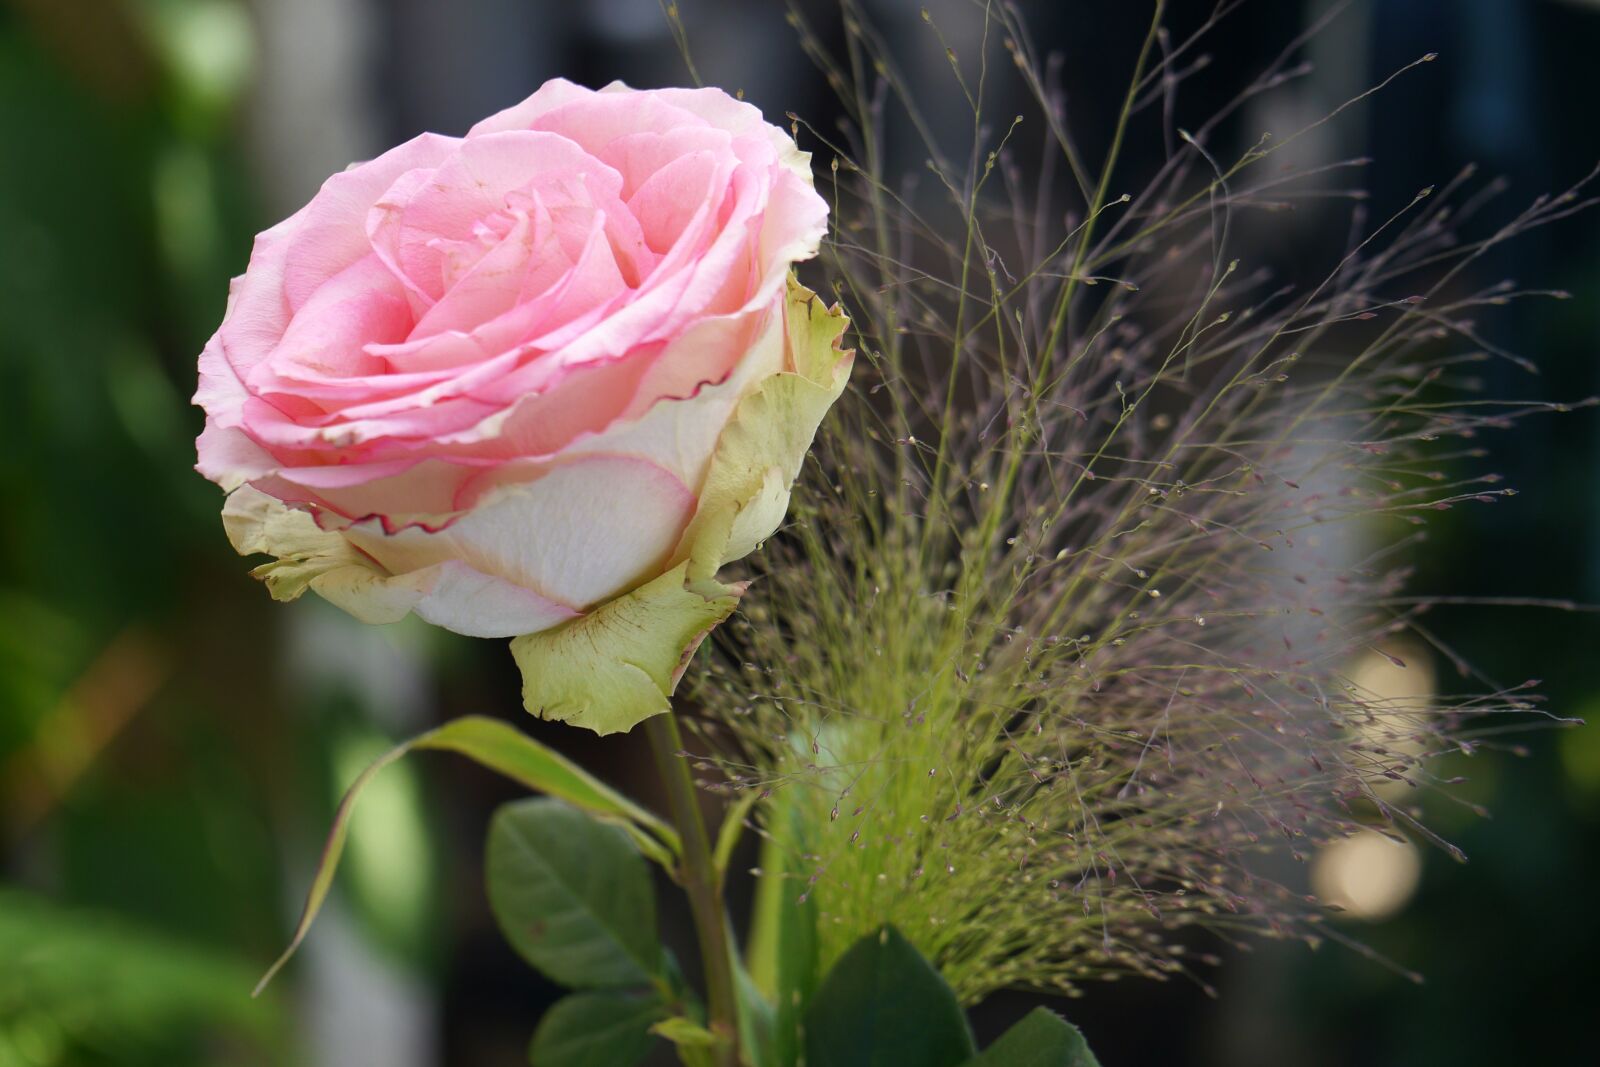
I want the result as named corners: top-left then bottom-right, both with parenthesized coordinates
top-left (1, 1), bottom-right (1596, 1065)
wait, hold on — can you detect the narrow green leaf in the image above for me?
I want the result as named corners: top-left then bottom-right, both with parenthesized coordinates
top-left (256, 714), bottom-right (675, 995)
top-left (735, 960), bottom-right (777, 1067)
top-left (488, 797), bottom-right (661, 988)
top-left (412, 715), bottom-right (675, 848)
top-left (966, 1008), bottom-right (1102, 1067)
top-left (712, 786), bottom-right (760, 879)
top-left (747, 790), bottom-right (819, 1067)
top-left (803, 926), bottom-right (975, 1067)
top-left (528, 990), bottom-right (663, 1067)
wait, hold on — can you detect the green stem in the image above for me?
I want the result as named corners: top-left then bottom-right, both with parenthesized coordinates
top-left (645, 710), bottom-right (740, 1067)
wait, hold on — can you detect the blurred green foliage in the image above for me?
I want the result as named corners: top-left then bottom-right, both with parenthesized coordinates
top-left (0, 890), bottom-right (281, 1067)
top-left (0, 2), bottom-right (293, 1063)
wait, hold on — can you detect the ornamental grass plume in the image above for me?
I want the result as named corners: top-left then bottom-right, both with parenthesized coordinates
top-left (683, 0), bottom-right (1597, 1004)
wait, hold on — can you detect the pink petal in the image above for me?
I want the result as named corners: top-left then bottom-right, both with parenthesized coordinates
top-left (202, 217), bottom-right (296, 398)
top-left (646, 86), bottom-right (814, 182)
top-left (466, 78), bottom-right (596, 137)
top-left (366, 131), bottom-right (624, 307)
top-left (757, 166), bottom-right (831, 283)
top-left (454, 344), bottom-right (657, 458)
top-left (597, 126), bottom-right (733, 200)
top-left (248, 254), bottom-right (412, 394)
top-left (195, 420), bottom-right (279, 490)
top-left (361, 331), bottom-right (494, 377)
top-left (406, 207), bottom-right (546, 340)
top-left (563, 299), bottom-right (786, 490)
top-left (282, 133), bottom-right (459, 312)
top-left (517, 91), bottom-right (713, 155)
top-left (629, 149), bottom-right (735, 255)
top-left (251, 456), bottom-right (479, 528)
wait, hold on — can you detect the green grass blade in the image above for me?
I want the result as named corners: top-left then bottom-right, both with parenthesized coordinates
top-left (254, 714), bottom-right (676, 995)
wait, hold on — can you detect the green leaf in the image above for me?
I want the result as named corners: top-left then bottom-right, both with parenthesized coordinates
top-left (651, 1016), bottom-right (718, 1048)
top-left (803, 926), bottom-right (974, 1067)
top-left (512, 562), bottom-right (741, 736)
top-left (487, 797), bottom-right (662, 989)
top-left (420, 716), bottom-right (676, 855)
top-left (256, 715), bottom-right (676, 994)
top-left (649, 1015), bottom-right (720, 1067)
top-left (967, 1008), bottom-right (1101, 1067)
top-left (747, 789), bottom-right (819, 1067)
top-left (527, 990), bottom-right (663, 1067)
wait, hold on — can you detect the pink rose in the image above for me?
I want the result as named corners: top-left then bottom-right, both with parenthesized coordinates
top-left (197, 79), bottom-right (852, 733)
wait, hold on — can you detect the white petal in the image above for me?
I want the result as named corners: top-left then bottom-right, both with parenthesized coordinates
top-left (345, 455), bottom-right (697, 610)
top-left (222, 485), bottom-right (578, 638)
top-left (393, 561), bottom-right (579, 638)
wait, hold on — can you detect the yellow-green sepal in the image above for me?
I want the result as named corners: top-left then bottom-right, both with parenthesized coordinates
top-left (512, 562), bottom-right (742, 736)
top-left (679, 275), bottom-right (854, 581)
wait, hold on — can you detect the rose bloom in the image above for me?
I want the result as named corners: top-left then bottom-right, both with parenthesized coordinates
top-left (195, 79), bottom-right (851, 732)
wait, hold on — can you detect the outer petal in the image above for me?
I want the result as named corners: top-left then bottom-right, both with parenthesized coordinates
top-left (252, 456), bottom-right (478, 529)
top-left (222, 484), bottom-right (372, 599)
top-left (221, 486), bottom-right (578, 638)
top-left (675, 275), bottom-right (853, 579)
top-left (366, 561), bottom-right (579, 638)
top-left (196, 421), bottom-right (279, 491)
top-left (342, 454), bottom-right (697, 610)
top-left (312, 558), bottom-right (579, 638)
top-left (511, 562), bottom-right (742, 735)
